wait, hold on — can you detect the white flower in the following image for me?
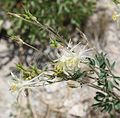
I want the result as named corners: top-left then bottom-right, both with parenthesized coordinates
top-left (54, 40), bottom-right (93, 75)
top-left (112, 12), bottom-right (120, 21)
top-left (10, 72), bottom-right (48, 92)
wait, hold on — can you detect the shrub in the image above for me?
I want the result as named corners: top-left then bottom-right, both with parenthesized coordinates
top-left (0, 0), bottom-right (95, 43)
top-left (9, 12), bottom-right (120, 115)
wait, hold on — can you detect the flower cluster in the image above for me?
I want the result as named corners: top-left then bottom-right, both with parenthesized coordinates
top-left (10, 40), bottom-right (93, 92)
top-left (54, 41), bottom-right (93, 76)
top-left (9, 36), bottom-right (120, 113)
top-left (112, 1), bottom-right (120, 24)
top-left (9, 10), bottom-right (120, 113)
top-left (10, 72), bottom-right (49, 92)
top-left (112, 12), bottom-right (120, 21)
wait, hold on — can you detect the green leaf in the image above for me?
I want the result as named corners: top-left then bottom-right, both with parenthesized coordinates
top-left (88, 58), bottom-right (95, 66)
top-left (103, 103), bottom-right (113, 112)
top-left (99, 71), bottom-right (108, 79)
top-left (113, 76), bottom-right (120, 81)
top-left (92, 102), bottom-right (102, 107)
top-left (96, 92), bottom-right (106, 98)
top-left (112, 0), bottom-right (120, 4)
top-left (16, 64), bottom-right (26, 71)
top-left (106, 58), bottom-right (111, 67)
top-left (113, 78), bottom-right (119, 86)
top-left (50, 39), bottom-right (59, 48)
top-left (111, 61), bottom-right (116, 70)
top-left (94, 92), bottom-right (105, 102)
top-left (95, 52), bottom-right (106, 69)
top-left (71, 70), bottom-right (87, 80)
top-left (107, 81), bottom-right (113, 91)
top-left (114, 101), bottom-right (120, 110)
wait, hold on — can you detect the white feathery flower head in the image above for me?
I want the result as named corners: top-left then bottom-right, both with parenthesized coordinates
top-left (55, 40), bottom-right (93, 75)
top-left (9, 72), bottom-right (49, 92)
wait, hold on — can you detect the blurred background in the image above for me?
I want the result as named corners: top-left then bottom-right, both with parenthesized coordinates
top-left (0, 0), bottom-right (120, 118)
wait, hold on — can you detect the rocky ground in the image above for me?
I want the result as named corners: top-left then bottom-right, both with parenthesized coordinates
top-left (0, 0), bottom-right (120, 118)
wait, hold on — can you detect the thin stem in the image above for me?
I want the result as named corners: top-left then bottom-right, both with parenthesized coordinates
top-left (114, 85), bottom-right (120, 92)
top-left (23, 42), bottom-right (39, 52)
top-left (8, 12), bottom-right (67, 46)
top-left (88, 83), bottom-right (120, 101)
top-left (26, 89), bottom-right (37, 118)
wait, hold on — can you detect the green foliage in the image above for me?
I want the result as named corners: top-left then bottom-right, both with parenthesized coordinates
top-left (70, 69), bottom-right (87, 81)
top-left (10, 38), bottom-right (120, 114)
top-left (93, 92), bottom-right (119, 113)
top-left (88, 52), bottom-right (120, 112)
top-left (50, 39), bottom-right (59, 48)
top-left (1, 0), bottom-right (95, 43)
top-left (11, 32), bottom-right (120, 114)
top-left (7, 4), bottom-right (120, 115)
top-left (112, 0), bottom-right (120, 4)
top-left (93, 91), bottom-right (120, 113)
top-left (12, 43), bottom-right (120, 114)
top-left (16, 64), bottom-right (41, 80)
